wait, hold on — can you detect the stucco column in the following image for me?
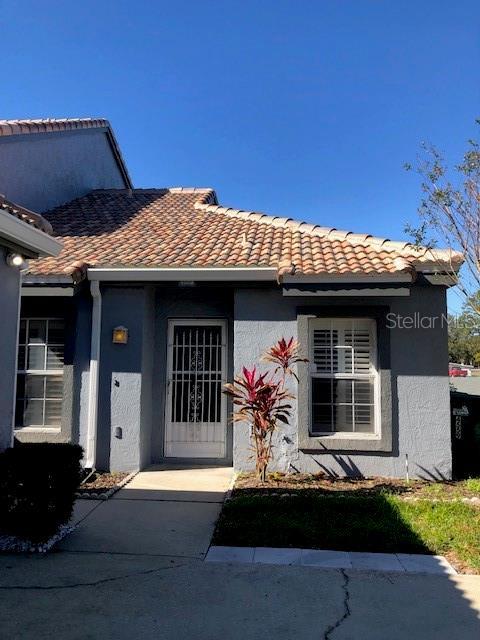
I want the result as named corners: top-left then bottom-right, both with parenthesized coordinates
top-left (0, 247), bottom-right (21, 451)
top-left (96, 286), bottom-right (154, 471)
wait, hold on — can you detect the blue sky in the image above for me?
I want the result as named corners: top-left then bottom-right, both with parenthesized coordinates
top-left (1, 0), bottom-right (479, 308)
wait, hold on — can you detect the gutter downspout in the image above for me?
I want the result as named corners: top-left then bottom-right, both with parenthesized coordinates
top-left (85, 281), bottom-right (102, 469)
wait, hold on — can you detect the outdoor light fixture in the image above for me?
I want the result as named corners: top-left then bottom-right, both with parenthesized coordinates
top-left (112, 326), bottom-right (128, 344)
top-left (6, 252), bottom-right (27, 269)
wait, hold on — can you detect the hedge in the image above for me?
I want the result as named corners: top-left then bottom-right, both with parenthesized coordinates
top-left (0, 442), bottom-right (83, 542)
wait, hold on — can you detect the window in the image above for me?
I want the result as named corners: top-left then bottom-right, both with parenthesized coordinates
top-left (310, 318), bottom-right (378, 435)
top-left (16, 319), bottom-right (64, 429)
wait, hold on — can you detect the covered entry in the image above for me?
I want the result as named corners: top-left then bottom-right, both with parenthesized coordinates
top-left (164, 319), bottom-right (228, 458)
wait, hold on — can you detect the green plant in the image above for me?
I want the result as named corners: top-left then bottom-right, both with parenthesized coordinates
top-left (224, 338), bottom-right (306, 482)
top-left (0, 442), bottom-right (83, 541)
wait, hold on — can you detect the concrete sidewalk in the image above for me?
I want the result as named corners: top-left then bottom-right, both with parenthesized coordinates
top-left (206, 545), bottom-right (458, 574)
top-left (59, 465), bottom-right (233, 558)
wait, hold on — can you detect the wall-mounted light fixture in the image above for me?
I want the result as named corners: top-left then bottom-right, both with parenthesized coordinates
top-left (112, 326), bottom-right (128, 344)
top-left (6, 252), bottom-right (28, 270)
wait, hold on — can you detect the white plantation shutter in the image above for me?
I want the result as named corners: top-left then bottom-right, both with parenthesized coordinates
top-left (310, 319), bottom-right (378, 434)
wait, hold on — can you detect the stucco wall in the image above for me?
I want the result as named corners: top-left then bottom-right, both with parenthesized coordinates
top-left (0, 129), bottom-right (127, 212)
top-left (96, 286), bottom-right (154, 472)
top-left (0, 247), bottom-right (21, 450)
top-left (233, 285), bottom-right (452, 479)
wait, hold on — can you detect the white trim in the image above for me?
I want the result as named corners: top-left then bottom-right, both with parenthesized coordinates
top-left (23, 275), bottom-right (73, 284)
top-left (85, 281), bottom-right (102, 468)
top-left (21, 286), bottom-right (74, 297)
top-left (14, 426), bottom-right (61, 434)
top-left (87, 267), bottom-right (277, 282)
top-left (0, 210), bottom-right (62, 257)
top-left (282, 273), bottom-right (413, 284)
top-left (283, 287), bottom-right (410, 297)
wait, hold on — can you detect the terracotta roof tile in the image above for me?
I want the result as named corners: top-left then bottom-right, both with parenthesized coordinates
top-left (27, 188), bottom-right (463, 279)
top-left (0, 194), bottom-right (53, 234)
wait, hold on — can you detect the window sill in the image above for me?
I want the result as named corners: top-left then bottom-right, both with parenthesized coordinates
top-left (310, 432), bottom-right (380, 439)
top-left (298, 431), bottom-right (391, 453)
top-left (15, 427), bottom-right (61, 434)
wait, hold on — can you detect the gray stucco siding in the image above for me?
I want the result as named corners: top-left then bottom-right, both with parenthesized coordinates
top-left (95, 284), bottom-right (234, 471)
top-left (96, 286), bottom-right (154, 472)
top-left (233, 285), bottom-right (451, 479)
top-left (0, 247), bottom-right (21, 450)
top-left (0, 129), bottom-right (127, 213)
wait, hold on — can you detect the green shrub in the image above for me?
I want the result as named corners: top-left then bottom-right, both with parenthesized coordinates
top-left (0, 442), bottom-right (83, 541)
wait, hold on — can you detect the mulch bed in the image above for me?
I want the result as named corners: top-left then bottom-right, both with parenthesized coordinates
top-left (234, 472), bottom-right (480, 500)
top-left (76, 471), bottom-right (130, 498)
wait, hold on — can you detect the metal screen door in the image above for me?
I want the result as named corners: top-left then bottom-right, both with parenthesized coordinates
top-left (164, 320), bottom-right (227, 458)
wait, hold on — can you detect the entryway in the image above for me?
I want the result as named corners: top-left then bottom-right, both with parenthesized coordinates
top-left (164, 320), bottom-right (228, 459)
top-left (63, 466), bottom-right (233, 557)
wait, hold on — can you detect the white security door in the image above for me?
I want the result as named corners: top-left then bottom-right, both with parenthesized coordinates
top-left (164, 320), bottom-right (227, 458)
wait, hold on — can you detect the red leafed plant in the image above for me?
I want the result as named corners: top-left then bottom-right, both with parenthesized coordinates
top-left (224, 338), bottom-right (307, 483)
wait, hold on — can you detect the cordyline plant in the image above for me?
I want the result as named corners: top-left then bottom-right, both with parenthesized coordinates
top-left (224, 338), bottom-right (307, 483)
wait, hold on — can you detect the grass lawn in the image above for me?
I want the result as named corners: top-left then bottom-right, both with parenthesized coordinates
top-left (213, 474), bottom-right (480, 574)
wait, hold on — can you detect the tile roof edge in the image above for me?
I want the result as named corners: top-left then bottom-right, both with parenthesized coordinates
top-left (193, 200), bottom-right (463, 266)
top-left (0, 118), bottom-right (109, 137)
top-left (0, 194), bottom-right (53, 234)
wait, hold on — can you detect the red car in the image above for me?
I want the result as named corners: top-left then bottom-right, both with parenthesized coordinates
top-left (449, 366), bottom-right (468, 377)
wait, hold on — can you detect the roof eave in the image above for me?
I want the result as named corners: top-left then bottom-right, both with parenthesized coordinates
top-left (0, 209), bottom-right (62, 258)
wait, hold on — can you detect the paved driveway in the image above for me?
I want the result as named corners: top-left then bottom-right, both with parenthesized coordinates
top-left (0, 465), bottom-right (479, 639)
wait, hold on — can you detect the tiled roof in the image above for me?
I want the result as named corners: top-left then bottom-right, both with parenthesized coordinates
top-left (0, 194), bottom-right (53, 234)
top-left (0, 118), bottom-right (132, 188)
top-left (28, 188), bottom-right (462, 280)
top-left (0, 118), bottom-right (109, 137)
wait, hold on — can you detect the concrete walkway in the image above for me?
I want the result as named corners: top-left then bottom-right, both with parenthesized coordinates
top-left (60, 465), bottom-right (233, 558)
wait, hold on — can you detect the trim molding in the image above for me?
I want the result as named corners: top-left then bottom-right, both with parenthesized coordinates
top-left (283, 287), bottom-right (410, 297)
top-left (87, 267), bottom-right (278, 282)
top-left (282, 273), bottom-right (413, 284)
top-left (0, 210), bottom-right (62, 257)
top-left (85, 281), bottom-right (102, 468)
top-left (21, 286), bottom-right (74, 297)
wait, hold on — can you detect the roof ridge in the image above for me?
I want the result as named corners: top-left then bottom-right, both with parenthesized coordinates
top-left (0, 118), bottom-right (109, 136)
top-left (193, 199), bottom-right (461, 262)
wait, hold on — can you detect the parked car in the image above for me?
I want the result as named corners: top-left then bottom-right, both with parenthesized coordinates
top-left (449, 366), bottom-right (468, 377)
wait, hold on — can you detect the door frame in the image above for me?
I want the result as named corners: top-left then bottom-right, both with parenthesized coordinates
top-left (163, 318), bottom-right (228, 460)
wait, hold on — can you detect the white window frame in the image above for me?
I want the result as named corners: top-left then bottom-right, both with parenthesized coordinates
top-left (15, 317), bottom-right (65, 431)
top-left (309, 317), bottom-right (381, 438)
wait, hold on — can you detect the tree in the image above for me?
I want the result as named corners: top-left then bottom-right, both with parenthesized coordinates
top-left (223, 338), bottom-right (306, 483)
top-left (447, 293), bottom-right (480, 364)
top-left (405, 120), bottom-right (479, 313)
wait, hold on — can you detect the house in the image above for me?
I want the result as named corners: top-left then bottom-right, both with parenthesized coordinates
top-left (10, 117), bottom-right (463, 478)
top-left (0, 117), bottom-right (131, 451)
top-left (2, 118), bottom-right (463, 478)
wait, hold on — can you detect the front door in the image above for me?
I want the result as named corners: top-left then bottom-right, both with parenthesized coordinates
top-left (164, 320), bottom-right (227, 458)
